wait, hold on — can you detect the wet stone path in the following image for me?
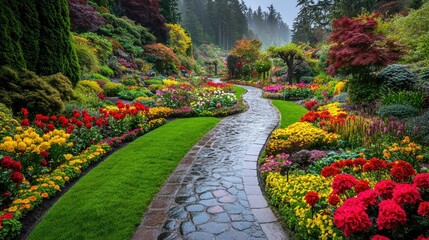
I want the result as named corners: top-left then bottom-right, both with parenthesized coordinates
top-left (133, 86), bottom-right (287, 240)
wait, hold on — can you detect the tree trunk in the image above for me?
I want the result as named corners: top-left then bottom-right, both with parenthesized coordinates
top-left (214, 62), bottom-right (218, 75)
top-left (286, 59), bottom-right (293, 85)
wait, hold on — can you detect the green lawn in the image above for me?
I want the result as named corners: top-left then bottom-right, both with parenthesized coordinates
top-left (233, 85), bottom-right (246, 99)
top-left (27, 117), bottom-right (220, 240)
top-left (272, 100), bottom-right (308, 128)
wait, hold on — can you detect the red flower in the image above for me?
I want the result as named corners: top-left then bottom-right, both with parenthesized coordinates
top-left (357, 190), bottom-right (378, 207)
top-left (416, 235), bottom-right (429, 240)
top-left (10, 171), bottom-right (23, 185)
top-left (374, 180), bottom-right (396, 200)
top-left (50, 116), bottom-right (58, 121)
top-left (363, 158), bottom-right (388, 172)
top-left (371, 235), bottom-right (390, 240)
top-left (328, 194), bottom-right (341, 206)
top-left (392, 183), bottom-right (422, 205)
top-left (85, 123), bottom-right (92, 129)
top-left (390, 160), bottom-right (416, 182)
top-left (321, 166), bottom-right (342, 178)
top-left (304, 191), bottom-right (320, 206)
top-left (1, 156), bottom-right (22, 171)
top-left (41, 160), bottom-right (49, 166)
top-left (376, 199), bottom-right (407, 230)
top-left (418, 201), bottom-right (429, 218)
top-left (354, 179), bottom-right (371, 194)
top-left (332, 174), bottom-right (358, 194)
top-left (40, 151), bottom-right (49, 158)
top-left (21, 118), bottom-right (30, 127)
top-left (353, 158), bottom-right (367, 167)
top-left (334, 204), bottom-right (372, 237)
top-left (414, 173), bottom-right (429, 189)
top-left (21, 108), bottom-right (28, 116)
top-left (46, 123), bottom-right (55, 131)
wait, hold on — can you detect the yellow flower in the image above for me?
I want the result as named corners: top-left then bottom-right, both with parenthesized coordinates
top-left (417, 155), bottom-right (424, 161)
top-left (8, 206), bottom-right (18, 212)
top-left (64, 154), bottom-right (73, 161)
top-left (22, 199), bottom-right (30, 204)
top-left (12, 199), bottom-right (23, 204)
top-left (64, 176), bottom-right (70, 181)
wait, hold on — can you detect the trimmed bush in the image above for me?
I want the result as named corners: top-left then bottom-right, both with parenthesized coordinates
top-left (42, 73), bottom-right (74, 102)
top-left (378, 64), bottom-right (417, 91)
top-left (0, 66), bottom-right (63, 115)
top-left (103, 82), bottom-right (124, 96)
top-left (144, 79), bottom-right (163, 85)
top-left (99, 65), bottom-right (114, 77)
top-left (77, 80), bottom-right (103, 93)
top-left (88, 73), bottom-right (110, 82)
top-left (117, 88), bottom-right (147, 100)
top-left (378, 104), bottom-right (420, 119)
top-left (381, 90), bottom-right (424, 110)
top-left (419, 68), bottom-right (429, 82)
top-left (74, 35), bottom-right (100, 76)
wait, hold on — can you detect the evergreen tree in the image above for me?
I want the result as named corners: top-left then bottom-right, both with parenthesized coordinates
top-left (160, 0), bottom-right (181, 23)
top-left (36, 0), bottom-right (80, 85)
top-left (18, 0), bottom-right (40, 71)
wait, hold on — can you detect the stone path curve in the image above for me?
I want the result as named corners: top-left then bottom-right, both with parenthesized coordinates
top-left (133, 86), bottom-right (287, 240)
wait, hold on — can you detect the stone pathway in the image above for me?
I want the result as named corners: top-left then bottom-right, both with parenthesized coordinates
top-left (133, 86), bottom-right (287, 240)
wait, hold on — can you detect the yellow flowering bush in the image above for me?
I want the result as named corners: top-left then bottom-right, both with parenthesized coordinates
top-left (266, 122), bottom-right (340, 155)
top-left (382, 136), bottom-right (423, 169)
top-left (317, 102), bottom-right (347, 117)
top-left (334, 81), bottom-right (346, 95)
top-left (0, 109), bottom-right (20, 139)
top-left (266, 172), bottom-right (343, 240)
top-left (144, 107), bottom-right (174, 121)
top-left (162, 79), bottom-right (180, 86)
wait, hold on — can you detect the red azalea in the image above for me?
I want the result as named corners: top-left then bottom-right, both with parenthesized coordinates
top-left (416, 235), bottom-right (429, 240)
top-left (377, 199), bottom-right (407, 230)
top-left (21, 108), bottom-right (28, 116)
top-left (21, 118), bottom-right (30, 127)
top-left (334, 204), bottom-right (372, 237)
top-left (374, 180), bottom-right (396, 200)
top-left (392, 183), bottom-right (422, 205)
top-left (41, 160), bottom-right (49, 167)
top-left (371, 235), bottom-right (390, 240)
top-left (414, 173), bottom-right (429, 189)
top-left (357, 190), bottom-right (378, 207)
top-left (390, 160), bottom-right (416, 182)
top-left (418, 201), bottom-right (429, 218)
top-left (321, 166), bottom-right (342, 178)
top-left (332, 174), bottom-right (358, 194)
top-left (10, 171), bottom-right (23, 185)
top-left (304, 191), bottom-right (320, 207)
top-left (328, 193), bottom-right (341, 206)
top-left (40, 151), bottom-right (49, 158)
top-left (354, 179), bottom-right (371, 194)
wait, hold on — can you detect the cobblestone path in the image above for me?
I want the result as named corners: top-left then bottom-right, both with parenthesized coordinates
top-left (133, 86), bottom-right (287, 240)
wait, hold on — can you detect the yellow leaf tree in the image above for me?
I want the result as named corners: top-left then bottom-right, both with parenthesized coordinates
top-left (166, 23), bottom-right (192, 57)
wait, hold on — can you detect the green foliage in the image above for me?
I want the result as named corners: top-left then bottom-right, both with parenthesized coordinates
top-left (17, 0), bottom-right (40, 71)
top-left (79, 32), bottom-right (113, 62)
top-left (419, 68), bottom-right (429, 82)
top-left (98, 13), bottom-right (155, 56)
top-left (300, 76), bottom-right (315, 83)
top-left (378, 104), bottom-right (420, 119)
top-left (283, 88), bottom-right (313, 100)
top-left (406, 111), bottom-right (429, 145)
top-left (88, 73), bottom-right (110, 82)
top-left (381, 90), bottom-right (424, 110)
top-left (386, 4), bottom-right (429, 66)
top-left (117, 88), bottom-right (148, 100)
top-left (36, 0), bottom-right (80, 85)
top-left (307, 149), bottom-right (363, 175)
top-left (0, 66), bottom-right (63, 115)
top-left (103, 82), bottom-right (124, 96)
top-left (268, 43), bottom-right (307, 84)
top-left (378, 64), bottom-right (417, 91)
top-left (42, 73), bottom-right (74, 102)
top-left (99, 65), bottom-right (114, 77)
top-left (74, 38), bottom-right (100, 76)
top-left (347, 77), bottom-right (382, 103)
top-left (144, 79), bottom-right (163, 85)
top-left (332, 92), bottom-right (349, 103)
top-left (76, 80), bottom-right (103, 93)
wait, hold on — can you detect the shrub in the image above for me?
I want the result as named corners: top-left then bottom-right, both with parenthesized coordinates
top-left (88, 73), bottom-right (110, 82)
top-left (68, 0), bottom-right (106, 32)
top-left (103, 82), bottom-right (124, 96)
top-left (378, 104), bottom-right (420, 119)
top-left (120, 75), bottom-right (140, 86)
top-left (117, 88), bottom-right (147, 100)
top-left (348, 78), bottom-right (382, 103)
top-left (419, 68), bottom-right (429, 82)
top-left (74, 35), bottom-right (100, 76)
top-left (381, 90), bottom-right (424, 110)
top-left (99, 65), bottom-right (114, 77)
top-left (300, 76), bottom-right (314, 83)
top-left (76, 80), bottom-right (103, 93)
top-left (406, 111), bottom-right (429, 145)
top-left (144, 43), bottom-right (180, 74)
top-left (378, 64), bottom-right (417, 91)
top-left (79, 32), bottom-right (112, 62)
top-left (144, 79), bottom-right (162, 85)
top-left (42, 73), bottom-right (74, 102)
top-left (0, 67), bottom-right (64, 115)
top-left (332, 92), bottom-right (348, 103)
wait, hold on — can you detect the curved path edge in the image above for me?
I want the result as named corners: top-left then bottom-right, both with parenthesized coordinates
top-left (133, 86), bottom-right (288, 240)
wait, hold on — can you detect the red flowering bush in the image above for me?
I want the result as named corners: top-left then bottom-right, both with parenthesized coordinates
top-left (418, 202), bottom-right (429, 218)
top-left (377, 199), bottom-right (407, 230)
top-left (392, 184), bottom-right (422, 205)
top-left (304, 191), bottom-right (320, 207)
top-left (304, 100), bottom-right (319, 110)
top-left (332, 174), bottom-right (358, 194)
top-left (333, 203), bottom-right (372, 237)
top-left (375, 180), bottom-right (396, 200)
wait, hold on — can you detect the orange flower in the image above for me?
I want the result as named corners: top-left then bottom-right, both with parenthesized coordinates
top-left (28, 196), bottom-right (37, 202)
top-left (20, 203), bottom-right (31, 210)
top-left (30, 186), bottom-right (38, 191)
top-left (41, 192), bottom-right (49, 198)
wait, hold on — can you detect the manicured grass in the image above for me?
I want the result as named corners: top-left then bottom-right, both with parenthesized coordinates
top-left (27, 117), bottom-right (220, 240)
top-left (233, 85), bottom-right (247, 99)
top-left (272, 100), bottom-right (308, 128)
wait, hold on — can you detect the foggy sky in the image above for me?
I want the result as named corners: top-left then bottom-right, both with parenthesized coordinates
top-left (242, 0), bottom-right (299, 26)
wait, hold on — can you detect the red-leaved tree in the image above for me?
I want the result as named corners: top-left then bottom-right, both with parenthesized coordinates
top-left (326, 14), bottom-right (403, 76)
top-left (118, 0), bottom-right (168, 43)
top-left (68, 0), bottom-right (106, 32)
